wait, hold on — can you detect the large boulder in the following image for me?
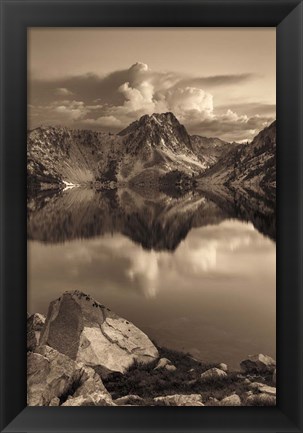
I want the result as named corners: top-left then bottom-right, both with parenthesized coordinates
top-left (240, 354), bottom-right (276, 374)
top-left (200, 368), bottom-right (227, 381)
top-left (27, 345), bottom-right (113, 406)
top-left (154, 394), bottom-right (204, 406)
top-left (27, 313), bottom-right (45, 351)
top-left (39, 290), bottom-right (159, 377)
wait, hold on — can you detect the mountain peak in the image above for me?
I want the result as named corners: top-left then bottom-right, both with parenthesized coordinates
top-left (140, 112), bottom-right (179, 123)
top-left (118, 112), bottom-right (182, 136)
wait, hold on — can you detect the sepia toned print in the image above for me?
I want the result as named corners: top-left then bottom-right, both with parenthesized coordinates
top-left (27, 28), bottom-right (276, 407)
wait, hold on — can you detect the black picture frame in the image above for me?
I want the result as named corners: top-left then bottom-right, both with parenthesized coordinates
top-left (0, 0), bottom-right (302, 432)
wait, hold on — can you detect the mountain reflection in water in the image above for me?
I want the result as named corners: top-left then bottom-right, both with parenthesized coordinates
top-left (27, 186), bottom-right (276, 369)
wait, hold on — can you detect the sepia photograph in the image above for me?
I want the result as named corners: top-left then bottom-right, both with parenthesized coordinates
top-left (27, 28), bottom-right (276, 407)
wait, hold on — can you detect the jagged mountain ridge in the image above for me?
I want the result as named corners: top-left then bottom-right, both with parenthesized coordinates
top-left (28, 113), bottom-right (276, 193)
top-left (27, 112), bottom-right (236, 190)
top-left (199, 121), bottom-right (276, 191)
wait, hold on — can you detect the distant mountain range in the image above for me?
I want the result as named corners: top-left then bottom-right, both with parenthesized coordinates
top-left (27, 112), bottom-right (276, 193)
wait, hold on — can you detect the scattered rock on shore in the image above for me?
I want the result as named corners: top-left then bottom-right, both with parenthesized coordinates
top-left (114, 395), bottom-right (144, 406)
top-left (154, 357), bottom-right (177, 372)
top-left (247, 393), bottom-right (276, 406)
top-left (220, 394), bottom-right (241, 406)
top-left (218, 363), bottom-right (228, 372)
top-left (154, 394), bottom-right (204, 406)
top-left (240, 354), bottom-right (276, 374)
top-left (62, 391), bottom-right (115, 406)
top-left (249, 382), bottom-right (276, 396)
top-left (201, 367), bottom-right (227, 381)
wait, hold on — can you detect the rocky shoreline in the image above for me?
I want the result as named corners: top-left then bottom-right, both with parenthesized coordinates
top-left (27, 290), bottom-right (276, 407)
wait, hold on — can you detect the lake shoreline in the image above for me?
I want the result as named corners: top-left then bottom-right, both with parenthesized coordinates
top-left (27, 290), bottom-right (276, 407)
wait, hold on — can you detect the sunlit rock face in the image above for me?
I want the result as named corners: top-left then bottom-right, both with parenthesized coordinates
top-left (27, 345), bottom-right (113, 406)
top-left (39, 290), bottom-right (159, 377)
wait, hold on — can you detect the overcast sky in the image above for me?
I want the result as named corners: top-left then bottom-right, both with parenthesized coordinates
top-left (28, 28), bottom-right (276, 142)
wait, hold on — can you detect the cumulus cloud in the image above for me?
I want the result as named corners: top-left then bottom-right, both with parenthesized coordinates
top-left (55, 87), bottom-right (74, 96)
top-left (28, 62), bottom-right (275, 141)
top-left (53, 100), bottom-right (88, 121)
top-left (166, 87), bottom-right (213, 120)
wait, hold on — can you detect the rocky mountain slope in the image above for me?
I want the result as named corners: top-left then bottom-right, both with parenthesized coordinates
top-left (27, 112), bottom-right (236, 191)
top-left (27, 290), bottom-right (277, 407)
top-left (118, 112), bottom-right (207, 180)
top-left (199, 121), bottom-right (276, 191)
top-left (190, 135), bottom-right (238, 167)
top-left (27, 127), bottom-right (124, 190)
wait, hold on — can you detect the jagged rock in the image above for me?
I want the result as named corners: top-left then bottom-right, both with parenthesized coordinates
top-left (114, 395), bottom-right (144, 406)
top-left (208, 397), bottom-right (219, 402)
top-left (273, 368), bottom-right (276, 385)
top-left (240, 354), bottom-right (276, 374)
top-left (218, 363), bottom-right (228, 372)
top-left (27, 345), bottom-right (113, 406)
top-left (247, 393), bottom-right (276, 406)
top-left (249, 382), bottom-right (276, 396)
top-left (154, 358), bottom-right (176, 372)
top-left (27, 313), bottom-right (45, 351)
top-left (200, 368), bottom-right (227, 381)
top-left (62, 392), bottom-right (116, 406)
top-left (39, 291), bottom-right (159, 377)
top-left (154, 394), bottom-right (204, 406)
top-left (220, 394), bottom-right (241, 406)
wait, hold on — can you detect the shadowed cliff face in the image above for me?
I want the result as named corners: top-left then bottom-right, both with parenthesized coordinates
top-left (27, 185), bottom-right (275, 249)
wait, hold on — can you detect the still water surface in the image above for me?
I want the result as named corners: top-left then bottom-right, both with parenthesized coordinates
top-left (28, 188), bottom-right (275, 369)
